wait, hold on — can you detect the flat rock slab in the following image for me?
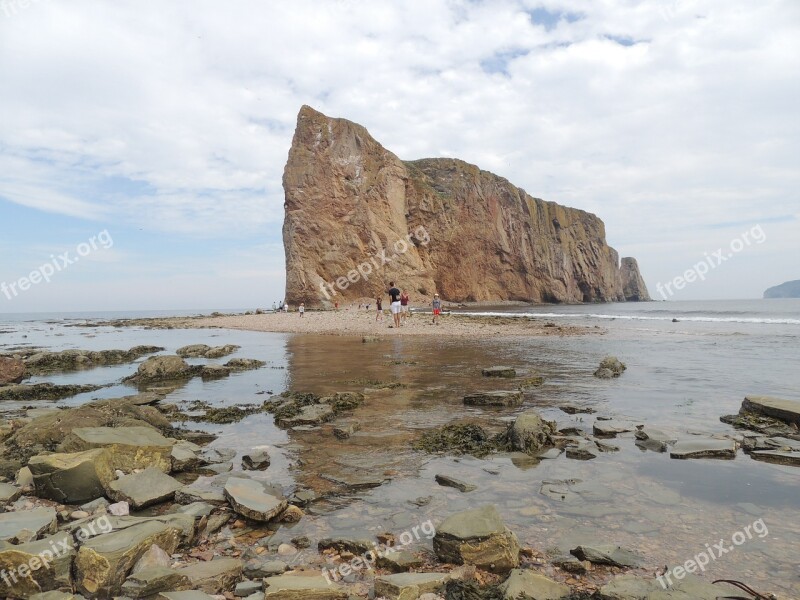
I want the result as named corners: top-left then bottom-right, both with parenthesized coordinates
top-left (376, 550), bottom-right (424, 573)
top-left (463, 390), bottom-right (523, 407)
top-left (0, 531), bottom-right (75, 598)
top-left (597, 573), bottom-right (721, 599)
top-left (158, 592), bottom-right (217, 600)
top-left (175, 558), bottom-right (243, 595)
top-left (263, 574), bottom-right (348, 599)
top-left (276, 404), bottom-right (335, 427)
top-left (175, 484), bottom-right (227, 506)
top-left (499, 569), bottom-right (570, 600)
top-left (29, 448), bottom-right (115, 504)
top-left (59, 426), bottom-right (174, 472)
top-left (670, 438), bottom-right (736, 460)
top-left (435, 474), bottom-right (477, 492)
top-left (224, 477), bottom-right (288, 522)
top-left (742, 395), bottom-right (800, 425)
top-left (374, 572), bottom-right (450, 600)
top-left (571, 545), bottom-right (643, 568)
top-left (592, 420), bottom-right (638, 437)
top-left (0, 482), bottom-right (22, 504)
top-left (121, 566), bottom-right (191, 598)
top-left (482, 367), bottom-right (517, 378)
top-left (634, 428), bottom-right (677, 452)
top-left (108, 467), bottom-right (184, 509)
top-left (0, 506), bottom-right (58, 543)
top-left (750, 450), bottom-right (800, 466)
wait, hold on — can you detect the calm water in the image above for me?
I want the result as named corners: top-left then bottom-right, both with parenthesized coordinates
top-left (1, 299), bottom-right (798, 595)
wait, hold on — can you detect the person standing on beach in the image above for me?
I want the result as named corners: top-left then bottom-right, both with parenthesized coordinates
top-left (299, 302), bottom-right (305, 317)
top-left (400, 289), bottom-right (410, 322)
top-left (375, 296), bottom-right (383, 322)
top-left (388, 282), bottom-right (402, 328)
top-left (432, 293), bottom-right (442, 325)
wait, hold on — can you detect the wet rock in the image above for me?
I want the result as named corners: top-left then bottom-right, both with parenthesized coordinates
top-left (374, 572), bottom-right (450, 600)
top-left (433, 505), bottom-right (520, 573)
top-left (124, 355), bottom-right (193, 383)
top-left (482, 366), bottom-right (516, 378)
top-left (176, 344), bottom-right (212, 357)
top-left (741, 395), bottom-right (800, 425)
top-left (170, 501), bottom-right (215, 519)
top-left (224, 477), bottom-right (288, 522)
top-left (121, 566), bottom-right (191, 598)
top-left (570, 544), bottom-right (643, 568)
top-left (463, 390), bottom-right (523, 407)
top-left (0, 531), bottom-right (76, 598)
top-left (593, 356), bottom-right (626, 379)
top-left (108, 467), bottom-right (184, 509)
top-left (276, 403), bottom-right (335, 427)
top-left (171, 440), bottom-right (204, 472)
top-left (499, 569), bottom-right (570, 600)
top-left (318, 536), bottom-right (374, 554)
top-left (174, 558), bottom-right (243, 594)
top-left (60, 426), bottom-right (175, 472)
top-left (242, 447), bottom-right (271, 470)
top-left (74, 519), bottom-right (184, 597)
top-left (634, 428), bottom-right (677, 452)
top-left (552, 555), bottom-right (587, 574)
top-left (205, 344), bottom-right (240, 358)
top-left (559, 405), bottom-right (595, 415)
top-left (669, 438), bottom-right (736, 459)
top-left (333, 422), bottom-right (361, 439)
top-left (0, 506), bottom-right (58, 542)
top-left (199, 365), bottom-right (232, 379)
top-left (0, 382), bottom-right (102, 402)
top-left (750, 450), bottom-right (800, 466)
top-left (593, 420), bottom-right (638, 438)
top-left (518, 376), bottom-right (545, 388)
top-left (435, 474), bottom-right (477, 492)
top-left (263, 574), bottom-right (348, 599)
top-left (28, 448), bottom-right (115, 504)
top-left (507, 411), bottom-right (556, 454)
top-left (0, 481), bottom-right (22, 504)
top-left (377, 550), bottom-right (425, 573)
top-left (565, 443), bottom-right (598, 460)
top-left (0, 356), bottom-right (26, 384)
top-left (224, 358), bottom-right (266, 372)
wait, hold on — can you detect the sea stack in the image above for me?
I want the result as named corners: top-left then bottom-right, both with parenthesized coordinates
top-left (282, 105), bottom-right (650, 307)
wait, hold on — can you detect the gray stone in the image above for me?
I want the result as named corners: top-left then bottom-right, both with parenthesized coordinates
top-left (0, 506), bottom-right (58, 543)
top-left (741, 395), bottom-right (800, 425)
top-left (463, 390), bottom-right (523, 407)
top-left (263, 575), bottom-right (348, 599)
top-left (374, 572), bottom-right (450, 600)
top-left (175, 558), bottom-right (243, 594)
top-left (499, 569), bottom-right (570, 600)
top-left (171, 440), bottom-right (203, 472)
top-left (242, 448), bottom-right (271, 470)
top-left (634, 428), bottom-right (678, 452)
top-left (158, 592), bottom-right (216, 600)
top-left (435, 474), bottom-right (477, 492)
top-left (482, 366), bottom-right (517, 378)
top-left (28, 448), bottom-right (115, 504)
top-left (376, 550), bottom-right (424, 573)
top-left (243, 559), bottom-right (287, 579)
top-left (121, 566), bottom-right (191, 598)
top-left (508, 411), bottom-right (555, 454)
top-left (170, 502), bottom-right (215, 518)
top-left (59, 426), bottom-right (175, 472)
top-left (570, 544), bottom-right (643, 568)
top-left (235, 579), bottom-right (263, 596)
top-left (108, 467), bottom-right (184, 509)
top-left (0, 481), bottom-right (22, 504)
top-left (224, 477), bottom-right (288, 522)
top-left (669, 438), bottom-right (736, 459)
top-left (593, 420), bottom-right (638, 437)
top-left (434, 505), bottom-right (520, 573)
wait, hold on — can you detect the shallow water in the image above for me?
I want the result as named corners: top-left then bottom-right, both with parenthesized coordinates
top-left (1, 300), bottom-right (798, 596)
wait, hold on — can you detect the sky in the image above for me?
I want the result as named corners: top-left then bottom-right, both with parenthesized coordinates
top-left (0, 0), bottom-right (798, 312)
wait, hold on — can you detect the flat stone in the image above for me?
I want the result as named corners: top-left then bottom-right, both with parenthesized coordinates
top-left (570, 544), bottom-right (643, 568)
top-left (0, 506), bottom-right (58, 543)
top-left (741, 395), bottom-right (800, 425)
top-left (434, 505), bottom-right (520, 573)
top-left (482, 366), bottom-right (517, 378)
top-left (170, 501), bottom-right (215, 518)
top-left (171, 440), bottom-right (203, 472)
top-left (0, 481), bottom-right (22, 504)
top-left (750, 450), bottom-right (800, 466)
top-left (121, 566), bottom-right (191, 599)
top-left (224, 477), bottom-right (288, 522)
top-left (243, 559), bottom-right (287, 579)
top-left (435, 474), bottom-right (477, 492)
top-left (670, 438), bottom-right (736, 460)
top-left (566, 443), bottom-right (598, 460)
top-left (175, 558), bottom-right (243, 594)
top-left (29, 592), bottom-right (86, 600)
top-left (596, 573), bottom-right (721, 600)
top-left (242, 447), bottom-right (271, 470)
top-left (374, 572), bottom-right (450, 600)
top-left (634, 428), bottom-right (678, 452)
top-left (376, 550), bottom-right (424, 573)
top-left (463, 390), bottom-right (523, 407)
top-left (158, 592), bottom-right (217, 600)
top-left (235, 579), bottom-right (263, 596)
top-left (263, 574), bottom-right (348, 599)
top-left (0, 531), bottom-right (75, 598)
top-left (499, 569), bottom-right (571, 600)
top-left (75, 519), bottom-right (184, 597)
top-left (29, 448), bottom-right (115, 504)
top-left (175, 484), bottom-right (227, 506)
top-left (108, 467), bottom-right (184, 509)
top-left (592, 420), bottom-right (637, 437)
top-left (59, 426), bottom-right (174, 472)
top-left (276, 404), bottom-right (336, 427)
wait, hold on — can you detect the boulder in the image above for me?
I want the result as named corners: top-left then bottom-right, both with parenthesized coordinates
top-left (28, 448), bottom-right (115, 504)
top-left (59, 426), bottom-right (175, 472)
top-left (499, 569), bottom-right (570, 600)
top-left (482, 367), bottom-right (516, 378)
top-left (0, 356), bottom-right (26, 384)
top-left (74, 519), bottom-right (184, 598)
top-left (263, 574), bottom-right (348, 600)
top-left (433, 505), bottom-right (520, 573)
top-left (374, 572), bottom-right (450, 600)
top-left (224, 478), bottom-right (288, 522)
top-left (0, 506), bottom-right (58, 543)
top-left (125, 355), bottom-right (193, 383)
top-left (669, 438), bottom-right (736, 460)
top-left (175, 558), bottom-right (243, 594)
top-left (0, 531), bottom-right (75, 598)
top-left (108, 468), bottom-right (184, 509)
top-left (507, 411), bottom-right (555, 454)
top-left (741, 396), bottom-right (800, 425)
top-left (593, 356), bottom-right (626, 378)
top-left (463, 391), bottom-right (523, 407)
top-left (121, 567), bottom-right (191, 599)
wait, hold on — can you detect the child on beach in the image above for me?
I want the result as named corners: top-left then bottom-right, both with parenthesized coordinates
top-left (376, 297), bottom-right (383, 321)
top-left (400, 290), bottom-right (410, 321)
top-left (299, 303), bottom-right (305, 317)
top-left (432, 293), bottom-right (441, 325)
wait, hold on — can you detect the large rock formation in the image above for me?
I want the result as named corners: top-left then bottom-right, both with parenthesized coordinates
top-left (283, 106), bottom-right (650, 306)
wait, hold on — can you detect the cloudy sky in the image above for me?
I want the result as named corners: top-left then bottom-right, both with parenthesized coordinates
top-left (1, 0), bottom-right (798, 312)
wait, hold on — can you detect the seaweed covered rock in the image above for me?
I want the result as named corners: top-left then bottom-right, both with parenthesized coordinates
top-left (124, 355), bottom-right (193, 384)
top-left (266, 391), bottom-right (364, 429)
top-left (594, 356), bottom-right (626, 379)
top-left (415, 423), bottom-right (503, 458)
top-left (507, 411), bottom-right (556, 454)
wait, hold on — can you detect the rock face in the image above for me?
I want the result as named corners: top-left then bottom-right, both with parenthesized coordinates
top-left (283, 105), bottom-right (649, 307)
top-left (763, 279), bottom-right (800, 298)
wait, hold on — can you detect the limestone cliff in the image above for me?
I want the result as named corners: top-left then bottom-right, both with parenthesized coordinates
top-left (282, 106), bottom-right (650, 306)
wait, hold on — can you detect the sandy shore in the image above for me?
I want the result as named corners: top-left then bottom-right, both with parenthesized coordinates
top-left (99, 309), bottom-right (600, 338)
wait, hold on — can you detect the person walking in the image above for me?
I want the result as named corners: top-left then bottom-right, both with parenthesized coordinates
top-left (375, 296), bottom-right (383, 321)
top-left (299, 302), bottom-right (305, 317)
top-left (387, 282), bottom-right (402, 328)
top-left (400, 289), bottom-right (410, 322)
top-left (432, 293), bottom-right (442, 325)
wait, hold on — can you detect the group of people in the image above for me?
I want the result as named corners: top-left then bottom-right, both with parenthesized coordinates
top-left (372, 282), bottom-right (442, 326)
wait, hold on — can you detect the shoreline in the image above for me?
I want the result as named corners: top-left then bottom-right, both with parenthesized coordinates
top-left (81, 309), bottom-right (603, 338)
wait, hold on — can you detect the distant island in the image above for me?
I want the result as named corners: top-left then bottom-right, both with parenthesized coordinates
top-left (764, 280), bottom-right (800, 298)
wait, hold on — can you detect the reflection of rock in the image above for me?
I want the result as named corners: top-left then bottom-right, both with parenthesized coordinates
top-left (433, 505), bottom-right (520, 573)
top-left (28, 448), bottom-right (115, 504)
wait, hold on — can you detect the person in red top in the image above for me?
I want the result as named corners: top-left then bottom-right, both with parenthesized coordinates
top-left (400, 290), bottom-right (410, 322)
